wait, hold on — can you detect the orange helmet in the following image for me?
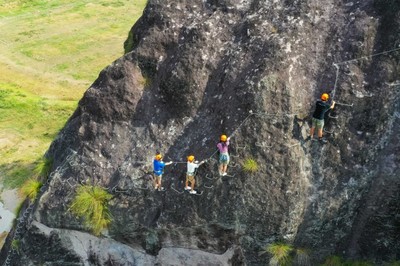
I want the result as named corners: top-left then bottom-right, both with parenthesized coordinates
top-left (220, 134), bottom-right (227, 142)
top-left (155, 154), bottom-right (162, 160)
top-left (187, 155), bottom-right (195, 162)
top-left (321, 93), bottom-right (329, 101)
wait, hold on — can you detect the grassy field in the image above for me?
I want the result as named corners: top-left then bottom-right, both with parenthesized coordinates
top-left (0, 0), bottom-right (147, 188)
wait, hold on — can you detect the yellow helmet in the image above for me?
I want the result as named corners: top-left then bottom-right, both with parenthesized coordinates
top-left (187, 155), bottom-right (195, 162)
top-left (220, 134), bottom-right (227, 142)
top-left (155, 154), bottom-right (162, 160)
top-left (321, 93), bottom-right (329, 101)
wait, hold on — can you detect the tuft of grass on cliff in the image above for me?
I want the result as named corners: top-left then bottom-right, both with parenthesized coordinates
top-left (20, 179), bottom-right (42, 201)
top-left (70, 185), bottom-right (113, 236)
top-left (0, 0), bottom-right (147, 188)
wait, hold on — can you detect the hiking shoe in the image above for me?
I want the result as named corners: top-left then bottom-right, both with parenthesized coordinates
top-left (184, 186), bottom-right (191, 190)
top-left (222, 172), bottom-right (227, 176)
top-left (305, 136), bottom-right (311, 141)
top-left (319, 138), bottom-right (328, 144)
top-left (189, 190), bottom-right (197, 194)
top-left (158, 187), bottom-right (165, 191)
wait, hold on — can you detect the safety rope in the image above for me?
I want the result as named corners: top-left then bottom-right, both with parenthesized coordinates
top-left (198, 111), bottom-right (255, 162)
top-left (331, 63), bottom-right (340, 100)
top-left (334, 47), bottom-right (400, 66)
top-left (331, 47), bottom-right (400, 100)
top-left (200, 110), bottom-right (302, 165)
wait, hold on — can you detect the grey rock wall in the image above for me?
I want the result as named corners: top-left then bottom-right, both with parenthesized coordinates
top-left (2, 0), bottom-right (399, 265)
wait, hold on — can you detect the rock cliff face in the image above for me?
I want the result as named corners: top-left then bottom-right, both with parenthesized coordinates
top-left (2, 0), bottom-right (399, 265)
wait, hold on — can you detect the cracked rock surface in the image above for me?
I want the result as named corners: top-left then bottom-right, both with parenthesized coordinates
top-left (2, 0), bottom-right (399, 265)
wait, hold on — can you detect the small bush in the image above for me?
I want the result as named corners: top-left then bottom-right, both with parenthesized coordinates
top-left (260, 242), bottom-right (293, 266)
top-left (20, 179), bottom-right (42, 201)
top-left (69, 185), bottom-right (113, 236)
top-left (242, 158), bottom-right (258, 173)
top-left (11, 239), bottom-right (20, 254)
top-left (34, 157), bottom-right (53, 179)
top-left (139, 74), bottom-right (151, 88)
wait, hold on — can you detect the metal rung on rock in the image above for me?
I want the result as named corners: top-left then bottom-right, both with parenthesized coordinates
top-left (335, 102), bottom-right (353, 107)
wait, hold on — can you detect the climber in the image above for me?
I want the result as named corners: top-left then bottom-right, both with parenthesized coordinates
top-left (185, 155), bottom-right (205, 194)
top-left (309, 93), bottom-right (336, 143)
top-left (153, 153), bottom-right (173, 191)
top-left (217, 134), bottom-right (230, 176)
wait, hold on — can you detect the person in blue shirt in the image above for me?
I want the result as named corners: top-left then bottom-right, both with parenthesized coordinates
top-left (153, 153), bottom-right (172, 191)
top-left (310, 93), bottom-right (335, 143)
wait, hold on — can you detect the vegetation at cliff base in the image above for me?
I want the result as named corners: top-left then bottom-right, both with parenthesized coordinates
top-left (70, 185), bottom-right (113, 235)
top-left (20, 179), bottom-right (42, 201)
top-left (0, 0), bottom-right (147, 188)
top-left (34, 157), bottom-right (54, 180)
top-left (11, 239), bottom-right (20, 254)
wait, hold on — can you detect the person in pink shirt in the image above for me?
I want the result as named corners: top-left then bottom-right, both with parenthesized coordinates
top-left (217, 134), bottom-right (230, 176)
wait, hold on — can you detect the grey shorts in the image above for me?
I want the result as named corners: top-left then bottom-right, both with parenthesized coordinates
top-left (312, 118), bottom-right (324, 130)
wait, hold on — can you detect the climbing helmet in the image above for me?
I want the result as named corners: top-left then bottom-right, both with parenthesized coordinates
top-left (155, 154), bottom-right (162, 160)
top-left (321, 93), bottom-right (329, 101)
top-left (188, 155), bottom-right (195, 162)
top-left (220, 134), bottom-right (228, 142)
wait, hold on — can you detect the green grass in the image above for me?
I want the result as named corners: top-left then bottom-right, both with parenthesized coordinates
top-left (139, 75), bottom-right (152, 88)
top-left (69, 185), bottom-right (113, 236)
top-left (0, 84), bottom-right (75, 188)
top-left (260, 242), bottom-right (293, 266)
top-left (0, 0), bottom-right (147, 189)
top-left (11, 239), bottom-right (20, 254)
top-left (34, 157), bottom-right (54, 180)
top-left (242, 157), bottom-right (259, 173)
top-left (20, 179), bottom-right (42, 201)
